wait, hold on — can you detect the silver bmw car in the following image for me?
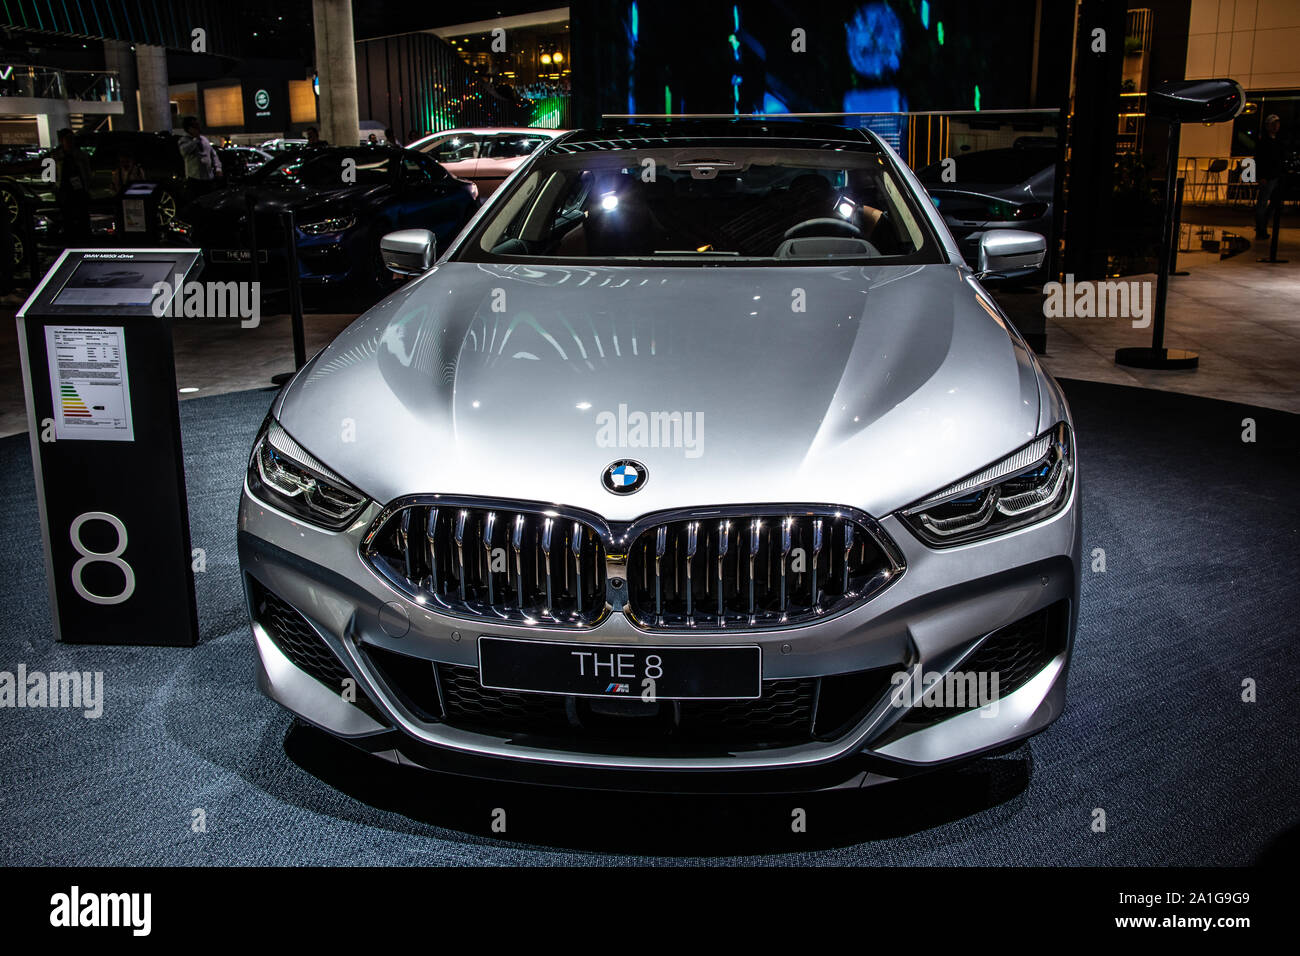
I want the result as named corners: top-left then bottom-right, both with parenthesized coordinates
top-left (238, 120), bottom-right (1080, 792)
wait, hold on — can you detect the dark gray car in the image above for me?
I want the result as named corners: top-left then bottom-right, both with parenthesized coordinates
top-left (920, 144), bottom-right (1056, 274)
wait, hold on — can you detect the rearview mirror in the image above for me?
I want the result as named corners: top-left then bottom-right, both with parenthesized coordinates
top-left (976, 229), bottom-right (1046, 281)
top-left (380, 228), bottom-right (436, 276)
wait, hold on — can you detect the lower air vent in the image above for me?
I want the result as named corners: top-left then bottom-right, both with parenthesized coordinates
top-left (898, 600), bottom-right (1069, 727)
top-left (249, 578), bottom-right (384, 722)
top-left (414, 661), bottom-right (899, 754)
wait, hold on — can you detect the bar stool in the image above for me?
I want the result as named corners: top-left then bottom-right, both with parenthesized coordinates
top-left (1197, 158), bottom-right (1228, 203)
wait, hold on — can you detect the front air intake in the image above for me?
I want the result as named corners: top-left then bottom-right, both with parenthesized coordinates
top-left (623, 509), bottom-right (903, 630)
top-left (363, 501), bottom-right (609, 627)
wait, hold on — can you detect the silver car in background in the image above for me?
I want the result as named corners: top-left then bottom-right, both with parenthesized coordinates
top-left (238, 119), bottom-right (1079, 792)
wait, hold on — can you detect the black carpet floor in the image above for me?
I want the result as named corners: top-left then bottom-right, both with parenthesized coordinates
top-left (0, 380), bottom-right (1296, 866)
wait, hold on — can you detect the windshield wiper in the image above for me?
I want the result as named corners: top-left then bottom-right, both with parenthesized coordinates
top-left (651, 249), bottom-right (740, 255)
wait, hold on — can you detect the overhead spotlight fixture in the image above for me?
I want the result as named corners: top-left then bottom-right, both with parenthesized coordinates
top-left (600, 193), bottom-right (619, 211)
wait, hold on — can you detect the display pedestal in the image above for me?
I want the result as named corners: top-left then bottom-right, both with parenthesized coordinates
top-left (16, 247), bottom-right (204, 645)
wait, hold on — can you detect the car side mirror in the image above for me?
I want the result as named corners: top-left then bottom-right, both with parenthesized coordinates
top-left (380, 228), bottom-right (436, 276)
top-left (1147, 78), bottom-right (1244, 124)
top-left (975, 229), bottom-right (1046, 281)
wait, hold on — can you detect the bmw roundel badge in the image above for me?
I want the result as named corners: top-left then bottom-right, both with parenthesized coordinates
top-left (602, 460), bottom-right (648, 495)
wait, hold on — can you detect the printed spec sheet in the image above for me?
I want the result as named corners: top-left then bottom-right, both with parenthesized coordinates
top-left (44, 326), bottom-right (135, 442)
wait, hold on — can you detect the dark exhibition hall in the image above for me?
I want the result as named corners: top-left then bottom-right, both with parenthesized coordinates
top-left (0, 0), bottom-right (1295, 935)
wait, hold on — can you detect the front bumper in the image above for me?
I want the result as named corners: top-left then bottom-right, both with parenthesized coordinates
top-left (200, 236), bottom-right (362, 285)
top-left (238, 472), bottom-right (1081, 791)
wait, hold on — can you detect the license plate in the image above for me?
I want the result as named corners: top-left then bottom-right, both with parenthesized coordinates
top-left (211, 249), bottom-right (268, 263)
top-left (478, 637), bottom-right (761, 700)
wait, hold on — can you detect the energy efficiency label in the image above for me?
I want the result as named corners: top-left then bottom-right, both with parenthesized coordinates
top-left (44, 326), bottom-right (135, 442)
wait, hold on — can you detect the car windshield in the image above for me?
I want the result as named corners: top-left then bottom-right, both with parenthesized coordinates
top-left (481, 135), bottom-right (549, 158)
top-left (426, 135), bottom-right (479, 162)
top-left (253, 150), bottom-right (392, 187)
top-left (460, 145), bottom-right (937, 263)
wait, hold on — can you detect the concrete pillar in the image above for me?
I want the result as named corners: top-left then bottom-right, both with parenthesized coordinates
top-left (36, 103), bottom-right (70, 147)
top-left (312, 0), bottom-right (360, 147)
top-left (104, 40), bottom-right (140, 130)
top-left (136, 44), bottom-right (172, 132)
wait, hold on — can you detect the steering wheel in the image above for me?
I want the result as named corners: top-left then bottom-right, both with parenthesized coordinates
top-left (783, 217), bottom-right (863, 240)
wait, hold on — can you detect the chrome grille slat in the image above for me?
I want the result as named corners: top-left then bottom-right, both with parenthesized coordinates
top-left (715, 520), bottom-right (730, 623)
top-left (511, 514), bottom-right (525, 611)
top-left (747, 519), bottom-right (760, 622)
top-left (571, 521), bottom-right (583, 615)
top-left (779, 517), bottom-right (792, 613)
top-left (654, 525), bottom-right (667, 624)
top-left (482, 511), bottom-right (498, 606)
top-left (398, 509), bottom-right (413, 580)
top-left (810, 518), bottom-right (824, 611)
top-left (540, 517), bottom-right (554, 616)
top-left (684, 521), bottom-right (699, 623)
top-left (454, 510), bottom-right (468, 603)
top-left (842, 521), bottom-right (853, 592)
top-left (423, 507), bottom-right (438, 593)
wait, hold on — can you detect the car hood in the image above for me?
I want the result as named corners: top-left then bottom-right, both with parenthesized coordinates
top-left (275, 262), bottom-right (1042, 520)
top-left (928, 173), bottom-right (1054, 205)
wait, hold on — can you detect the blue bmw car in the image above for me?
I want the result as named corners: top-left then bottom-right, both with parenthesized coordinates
top-left (178, 145), bottom-right (479, 289)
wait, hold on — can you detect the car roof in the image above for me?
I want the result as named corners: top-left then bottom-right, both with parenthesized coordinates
top-left (423, 127), bottom-right (564, 137)
top-left (551, 118), bottom-right (878, 152)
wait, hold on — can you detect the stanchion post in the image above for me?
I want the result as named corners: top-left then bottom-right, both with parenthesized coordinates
top-left (1171, 176), bottom-right (1189, 276)
top-left (23, 197), bottom-right (40, 287)
top-left (245, 191), bottom-right (260, 288)
top-left (283, 208), bottom-right (306, 370)
top-left (270, 209), bottom-right (307, 386)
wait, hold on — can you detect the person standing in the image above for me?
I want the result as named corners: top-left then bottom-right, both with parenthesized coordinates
top-left (112, 152), bottom-right (146, 193)
top-left (53, 129), bottom-right (92, 246)
top-left (178, 116), bottom-right (221, 197)
top-left (1254, 114), bottom-right (1285, 240)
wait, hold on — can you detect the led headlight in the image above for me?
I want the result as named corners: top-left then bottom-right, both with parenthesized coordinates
top-left (298, 215), bottom-right (356, 235)
top-left (903, 422), bottom-right (1073, 547)
top-left (246, 419), bottom-right (368, 530)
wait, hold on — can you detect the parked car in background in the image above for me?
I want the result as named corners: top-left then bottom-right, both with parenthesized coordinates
top-left (216, 146), bottom-right (273, 183)
top-left (918, 141), bottom-right (1057, 274)
top-left (0, 130), bottom-right (189, 269)
top-left (178, 144), bottom-right (479, 289)
top-left (0, 145), bottom-right (45, 168)
top-left (412, 127), bottom-right (564, 197)
top-left (259, 138), bottom-right (309, 154)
